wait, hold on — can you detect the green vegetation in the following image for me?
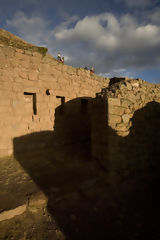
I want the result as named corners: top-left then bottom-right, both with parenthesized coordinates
top-left (0, 28), bottom-right (48, 56)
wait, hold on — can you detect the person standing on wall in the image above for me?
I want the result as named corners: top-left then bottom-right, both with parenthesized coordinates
top-left (57, 52), bottom-right (62, 61)
top-left (90, 67), bottom-right (94, 75)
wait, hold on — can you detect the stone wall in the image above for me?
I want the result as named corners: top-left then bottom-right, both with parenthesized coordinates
top-left (0, 29), bottom-right (109, 157)
top-left (92, 78), bottom-right (160, 181)
top-left (1, 28), bottom-right (160, 166)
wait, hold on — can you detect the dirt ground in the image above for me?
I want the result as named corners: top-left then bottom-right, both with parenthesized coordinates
top-left (0, 207), bottom-right (65, 240)
top-left (0, 148), bottom-right (160, 240)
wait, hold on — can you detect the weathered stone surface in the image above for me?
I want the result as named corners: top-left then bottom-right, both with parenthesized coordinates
top-left (121, 99), bottom-right (133, 108)
top-left (127, 92), bottom-right (137, 102)
top-left (0, 28), bottom-right (160, 162)
top-left (116, 122), bottom-right (129, 131)
top-left (134, 102), bottom-right (140, 110)
top-left (0, 205), bottom-right (27, 222)
top-left (28, 71), bottom-right (38, 81)
top-left (108, 97), bottom-right (121, 106)
top-left (0, 29), bottom-right (111, 156)
top-left (140, 94), bottom-right (146, 101)
top-left (28, 192), bottom-right (48, 213)
top-left (126, 82), bottom-right (132, 90)
top-left (122, 114), bottom-right (130, 123)
top-left (19, 71), bottom-right (28, 79)
top-left (108, 114), bottom-right (122, 125)
top-left (116, 130), bottom-right (130, 137)
top-left (108, 105), bottom-right (125, 115)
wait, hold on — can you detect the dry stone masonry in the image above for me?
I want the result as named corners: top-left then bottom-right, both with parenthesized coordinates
top-left (0, 28), bottom-right (160, 165)
top-left (0, 28), bottom-right (109, 157)
top-left (92, 78), bottom-right (160, 181)
top-left (0, 28), bottom-right (160, 240)
top-left (106, 78), bottom-right (160, 136)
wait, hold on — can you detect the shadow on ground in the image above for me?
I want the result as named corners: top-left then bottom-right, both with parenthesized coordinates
top-left (13, 98), bottom-right (160, 240)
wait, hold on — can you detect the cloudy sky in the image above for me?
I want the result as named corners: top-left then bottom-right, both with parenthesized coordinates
top-left (1, 0), bottom-right (160, 83)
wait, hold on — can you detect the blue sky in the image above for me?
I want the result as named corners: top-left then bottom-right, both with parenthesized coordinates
top-left (0, 0), bottom-right (160, 83)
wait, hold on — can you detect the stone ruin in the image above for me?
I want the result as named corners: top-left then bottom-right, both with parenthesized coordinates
top-left (0, 28), bottom-right (160, 240)
top-left (0, 28), bottom-right (160, 160)
top-left (0, 28), bottom-right (109, 157)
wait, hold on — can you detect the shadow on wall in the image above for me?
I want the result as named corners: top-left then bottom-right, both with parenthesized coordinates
top-left (13, 98), bottom-right (160, 240)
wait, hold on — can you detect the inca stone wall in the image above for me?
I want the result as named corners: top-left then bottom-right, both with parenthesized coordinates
top-left (0, 29), bottom-right (109, 157)
top-left (92, 78), bottom-right (160, 181)
top-left (1, 28), bottom-right (160, 166)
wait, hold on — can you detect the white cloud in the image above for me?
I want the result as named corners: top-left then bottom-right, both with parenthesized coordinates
top-left (49, 12), bottom-right (160, 72)
top-left (100, 68), bottom-right (134, 78)
top-left (4, 10), bottom-right (160, 79)
top-left (6, 11), bottom-right (50, 45)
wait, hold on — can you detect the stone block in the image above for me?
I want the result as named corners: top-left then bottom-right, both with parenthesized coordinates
top-left (134, 102), bottom-right (140, 110)
top-left (126, 82), bottom-right (132, 90)
top-left (23, 104), bottom-right (33, 114)
top-left (121, 99), bottom-right (133, 108)
top-left (65, 66), bottom-right (77, 75)
top-left (23, 86), bottom-right (38, 93)
top-left (108, 97), bottom-right (121, 106)
top-left (140, 94), bottom-right (145, 101)
top-left (108, 105), bottom-right (125, 115)
top-left (108, 114), bottom-right (122, 125)
top-left (12, 99), bottom-right (23, 108)
top-left (15, 52), bottom-right (30, 62)
top-left (32, 52), bottom-right (43, 58)
top-left (1, 46), bottom-right (15, 57)
top-left (37, 94), bottom-right (44, 103)
top-left (30, 56), bottom-right (42, 68)
top-left (12, 83), bottom-right (23, 92)
top-left (116, 122), bottom-right (129, 132)
top-left (19, 71), bottom-right (28, 79)
top-left (0, 81), bottom-right (12, 90)
top-left (116, 130), bottom-right (130, 137)
top-left (0, 69), bottom-right (13, 82)
top-left (20, 60), bottom-right (31, 69)
top-left (23, 79), bottom-right (37, 87)
top-left (0, 98), bottom-right (10, 106)
top-left (15, 48), bottom-right (25, 53)
top-left (0, 106), bottom-right (10, 113)
top-left (122, 113), bottom-right (130, 123)
top-left (39, 73), bottom-right (55, 81)
top-left (40, 63), bottom-right (55, 73)
top-left (28, 71), bottom-right (38, 81)
top-left (127, 92), bottom-right (137, 102)
top-left (13, 77), bottom-right (24, 83)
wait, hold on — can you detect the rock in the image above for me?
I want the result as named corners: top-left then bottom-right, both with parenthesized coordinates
top-left (116, 122), bottom-right (129, 132)
top-left (127, 92), bottom-right (137, 102)
top-left (108, 106), bottom-right (125, 116)
top-left (119, 83), bottom-right (126, 90)
top-left (122, 114), bottom-right (130, 123)
top-left (108, 97), bottom-right (121, 106)
top-left (0, 204), bottom-right (26, 222)
top-left (121, 99), bottom-right (133, 108)
top-left (140, 94), bottom-right (145, 101)
top-left (126, 82), bottom-right (132, 90)
top-left (108, 114), bottom-right (122, 126)
top-left (28, 192), bottom-right (48, 213)
top-left (134, 102), bottom-right (140, 110)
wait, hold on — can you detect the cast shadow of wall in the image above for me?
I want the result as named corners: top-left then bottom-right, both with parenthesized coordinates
top-left (13, 98), bottom-right (160, 240)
